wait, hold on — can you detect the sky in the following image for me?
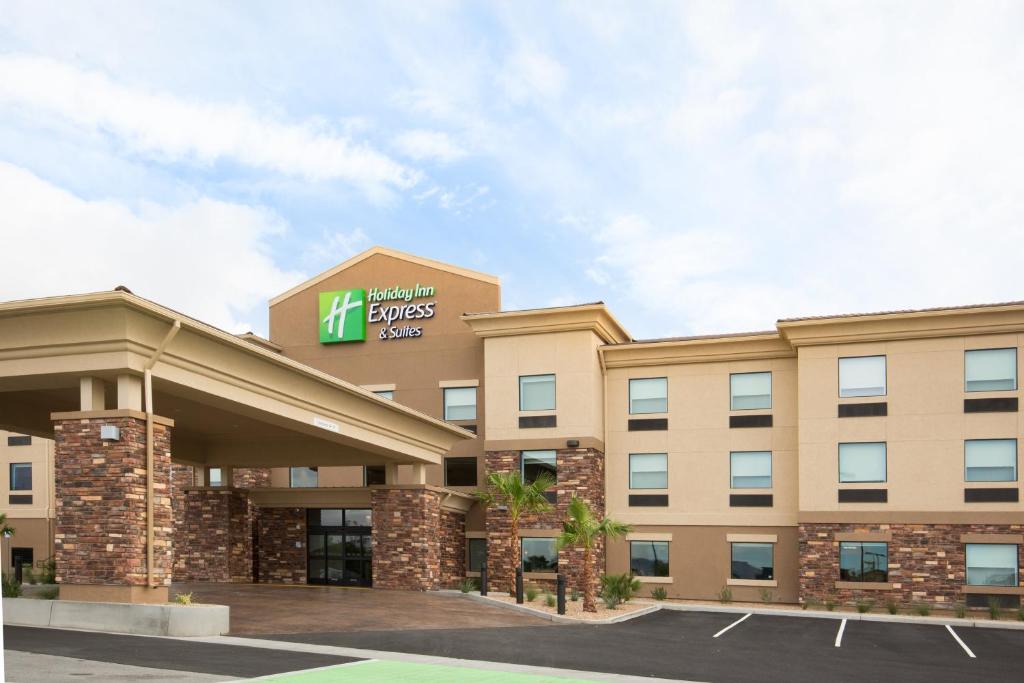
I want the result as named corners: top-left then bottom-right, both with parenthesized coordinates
top-left (1, 1), bottom-right (1023, 340)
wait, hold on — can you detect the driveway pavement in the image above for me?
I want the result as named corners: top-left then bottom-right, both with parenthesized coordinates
top-left (173, 582), bottom-right (550, 634)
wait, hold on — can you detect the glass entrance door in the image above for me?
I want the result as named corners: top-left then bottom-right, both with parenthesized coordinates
top-left (307, 509), bottom-right (372, 587)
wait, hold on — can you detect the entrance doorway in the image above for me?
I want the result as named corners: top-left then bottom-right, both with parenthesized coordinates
top-left (11, 547), bottom-right (33, 583)
top-left (307, 509), bottom-right (372, 587)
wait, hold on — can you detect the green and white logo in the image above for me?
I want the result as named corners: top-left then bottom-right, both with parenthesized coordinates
top-left (319, 289), bottom-right (366, 343)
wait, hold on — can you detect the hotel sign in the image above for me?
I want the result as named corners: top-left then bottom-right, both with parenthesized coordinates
top-left (319, 284), bottom-right (437, 344)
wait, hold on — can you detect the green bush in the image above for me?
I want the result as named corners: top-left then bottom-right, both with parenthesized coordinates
top-left (912, 602), bottom-right (931, 616)
top-left (885, 599), bottom-right (898, 615)
top-left (2, 573), bottom-right (22, 598)
top-left (570, 587), bottom-right (580, 602)
top-left (855, 599), bottom-right (874, 614)
top-left (38, 586), bottom-right (59, 600)
top-left (22, 566), bottom-right (36, 585)
top-left (758, 588), bottom-right (773, 603)
top-left (954, 602), bottom-right (967, 619)
top-left (458, 578), bottom-right (478, 594)
top-left (986, 597), bottom-right (1001, 621)
top-left (717, 586), bottom-right (732, 604)
top-left (525, 585), bottom-right (539, 602)
top-left (174, 592), bottom-right (193, 606)
top-left (651, 586), bottom-right (668, 601)
top-left (824, 599), bottom-right (836, 612)
top-left (41, 558), bottom-right (56, 585)
top-left (545, 592), bottom-right (556, 608)
top-left (600, 573), bottom-right (641, 608)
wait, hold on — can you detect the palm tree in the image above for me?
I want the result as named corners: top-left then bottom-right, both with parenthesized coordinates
top-left (0, 512), bottom-right (15, 580)
top-left (556, 496), bottom-right (631, 613)
top-left (476, 470), bottom-right (555, 595)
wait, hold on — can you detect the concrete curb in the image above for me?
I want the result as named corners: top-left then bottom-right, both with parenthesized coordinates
top-left (440, 590), bottom-right (659, 625)
top-left (2, 597), bottom-right (230, 636)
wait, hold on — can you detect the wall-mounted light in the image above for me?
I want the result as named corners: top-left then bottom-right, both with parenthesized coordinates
top-left (566, 439), bottom-right (579, 448)
top-left (100, 425), bottom-right (121, 441)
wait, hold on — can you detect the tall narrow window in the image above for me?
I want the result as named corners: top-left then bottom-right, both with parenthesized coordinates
top-left (9, 463), bottom-right (31, 491)
top-left (840, 542), bottom-right (889, 582)
top-left (629, 377), bottom-right (667, 414)
top-left (443, 387), bottom-right (477, 421)
top-left (630, 541), bottom-right (670, 577)
top-left (966, 544), bottom-right (1018, 587)
top-left (730, 451), bottom-right (772, 488)
top-left (730, 372), bottom-right (771, 410)
top-left (629, 453), bottom-right (667, 489)
top-left (468, 538), bottom-right (487, 573)
top-left (839, 442), bottom-right (887, 483)
top-left (965, 439), bottom-right (1017, 482)
top-left (730, 543), bottom-right (773, 580)
top-left (207, 467), bottom-right (223, 487)
top-left (965, 349), bottom-right (1017, 392)
top-left (839, 355), bottom-right (886, 397)
top-left (290, 466), bottom-right (318, 488)
top-left (519, 374), bottom-right (555, 411)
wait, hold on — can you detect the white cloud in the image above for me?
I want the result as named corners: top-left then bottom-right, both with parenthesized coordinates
top-left (497, 48), bottom-right (568, 104)
top-left (0, 162), bottom-right (304, 334)
top-left (393, 129), bottom-right (467, 164)
top-left (302, 227), bottom-right (372, 271)
top-left (0, 55), bottom-right (420, 193)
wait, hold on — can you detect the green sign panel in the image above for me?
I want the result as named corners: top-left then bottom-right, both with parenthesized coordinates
top-left (319, 289), bottom-right (366, 343)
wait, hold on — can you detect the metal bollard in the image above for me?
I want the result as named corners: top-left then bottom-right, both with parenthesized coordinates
top-left (556, 573), bottom-right (566, 615)
top-left (480, 566), bottom-right (488, 596)
top-left (515, 567), bottom-right (524, 604)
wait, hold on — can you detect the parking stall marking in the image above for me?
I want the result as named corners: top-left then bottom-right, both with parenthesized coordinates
top-left (834, 619), bottom-right (846, 648)
top-left (945, 625), bottom-right (976, 659)
top-left (712, 613), bottom-right (752, 638)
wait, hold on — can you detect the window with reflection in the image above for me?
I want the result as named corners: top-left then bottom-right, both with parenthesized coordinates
top-left (839, 542), bottom-right (888, 582)
top-left (966, 544), bottom-right (1018, 587)
top-left (289, 466), bottom-right (318, 488)
top-left (730, 542), bottom-right (773, 580)
top-left (630, 541), bottom-right (670, 577)
top-left (521, 537), bottom-right (557, 573)
top-left (468, 538), bottom-right (487, 573)
top-left (519, 374), bottom-right (555, 411)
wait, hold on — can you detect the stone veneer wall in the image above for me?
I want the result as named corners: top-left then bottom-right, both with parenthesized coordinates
top-left (371, 487), bottom-right (444, 590)
top-left (256, 507), bottom-right (306, 584)
top-left (53, 416), bottom-right (173, 588)
top-left (800, 522), bottom-right (1024, 607)
top-left (176, 489), bottom-right (254, 582)
top-left (484, 448), bottom-right (605, 594)
top-left (233, 468), bottom-right (271, 489)
top-left (170, 465), bottom-right (193, 580)
top-left (439, 509), bottom-right (466, 588)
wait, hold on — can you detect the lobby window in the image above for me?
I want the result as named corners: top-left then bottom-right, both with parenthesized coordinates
top-left (468, 538), bottom-right (487, 573)
top-left (966, 544), bottom-right (1019, 587)
top-left (445, 457), bottom-right (477, 487)
top-left (965, 439), bottom-right (1017, 482)
top-left (290, 466), bottom-right (318, 488)
top-left (521, 537), bottom-right (557, 573)
top-left (629, 453), bottom-right (667, 489)
top-left (630, 541), bottom-right (669, 577)
top-left (731, 542), bottom-right (773, 580)
top-left (965, 348), bottom-right (1017, 392)
top-left (374, 390), bottom-right (394, 400)
top-left (730, 451), bottom-right (772, 488)
top-left (730, 372), bottom-right (771, 410)
top-left (6, 435), bottom-right (31, 447)
top-left (839, 355), bottom-right (886, 397)
top-left (629, 377), bottom-right (667, 414)
top-left (207, 467), bottom-right (223, 487)
top-left (519, 374), bottom-right (555, 411)
top-left (840, 542), bottom-right (889, 582)
top-left (443, 387), bottom-right (477, 421)
top-left (9, 463), bottom-right (31, 491)
top-left (839, 442), bottom-right (886, 483)
top-left (364, 465), bottom-right (386, 486)
top-left (522, 450), bottom-right (557, 485)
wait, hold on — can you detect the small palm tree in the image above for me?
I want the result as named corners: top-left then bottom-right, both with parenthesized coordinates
top-left (556, 496), bottom-right (631, 613)
top-left (476, 470), bottom-right (555, 595)
top-left (0, 512), bottom-right (15, 583)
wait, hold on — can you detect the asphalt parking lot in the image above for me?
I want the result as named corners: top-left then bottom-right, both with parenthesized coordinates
top-left (255, 609), bottom-right (1024, 683)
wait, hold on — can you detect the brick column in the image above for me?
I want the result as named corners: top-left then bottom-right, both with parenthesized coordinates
top-left (256, 507), bottom-right (306, 584)
top-left (371, 486), bottom-right (443, 590)
top-left (176, 489), bottom-right (254, 582)
top-left (54, 414), bottom-right (173, 603)
top-left (439, 509), bottom-right (466, 588)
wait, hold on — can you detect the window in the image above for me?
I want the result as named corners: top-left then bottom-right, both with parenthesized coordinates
top-left (445, 457), bottom-right (477, 486)
top-left (839, 442), bottom-right (886, 483)
top-left (730, 451), bottom-right (772, 488)
top-left (965, 439), bottom-right (1017, 482)
top-left (207, 467), bottom-right (223, 487)
top-left (630, 541), bottom-right (669, 577)
top-left (965, 349), bottom-right (1017, 392)
top-left (374, 390), bottom-right (394, 400)
top-left (840, 542), bottom-right (889, 582)
top-left (344, 509), bottom-right (372, 527)
top-left (730, 372), bottom-right (771, 410)
top-left (443, 387), bottom-right (477, 421)
top-left (629, 377), bottom-right (667, 414)
top-left (468, 538), bottom-right (487, 573)
top-left (966, 544), bottom-right (1018, 587)
top-left (519, 374), bottom-right (555, 411)
top-left (307, 508), bottom-right (371, 527)
top-left (522, 450), bottom-right (556, 484)
top-left (9, 463), bottom-right (31, 491)
top-left (290, 466), bottom-right (318, 488)
top-left (364, 465), bottom-right (386, 486)
top-left (731, 543), bottom-right (773, 580)
top-left (629, 453), bottom-right (667, 489)
top-left (521, 537), bottom-right (557, 572)
top-left (839, 355), bottom-right (886, 397)
top-left (6, 435), bottom-right (31, 447)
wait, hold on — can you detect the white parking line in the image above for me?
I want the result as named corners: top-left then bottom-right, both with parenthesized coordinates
top-left (834, 618), bottom-right (847, 647)
top-left (946, 625), bottom-right (976, 658)
top-left (712, 613), bottom-right (752, 638)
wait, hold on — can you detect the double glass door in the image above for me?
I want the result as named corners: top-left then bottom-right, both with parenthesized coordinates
top-left (307, 509), bottom-right (372, 587)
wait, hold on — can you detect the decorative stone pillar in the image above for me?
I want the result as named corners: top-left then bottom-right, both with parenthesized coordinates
top-left (439, 509), bottom-right (466, 588)
top-left (53, 413), bottom-right (173, 603)
top-left (176, 488), bottom-right (254, 582)
top-left (371, 486), bottom-right (443, 590)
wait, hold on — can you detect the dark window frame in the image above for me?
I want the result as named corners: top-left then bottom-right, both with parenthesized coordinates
top-left (467, 538), bottom-right (487, 573)
top-left (730, 542), bottom-right (774, 581)
top-left (521, 537), bottom-right (558, 573)
top-left (628, 376), bottom-right (668, 415)
top-left (964, 347), bottom-right (1018, 393)
top-left (629, 540), bottom-right (670, 577)
top-left (9, 462), bottom-right (32, 491)
top-left (444, 456), bottom-right (478, 487)
top-left (838, 441), bottom-right (887, 484)
top-left (838, 354), bottom-right (887, 399)
top-left (729, 371), bottom-right (772, 411)
top-left (839, 541), bottom-right (889, 582)
top-left (442, 386), bottom-right (478, 422)
top-left (518, 373), bottom-right (556, 412)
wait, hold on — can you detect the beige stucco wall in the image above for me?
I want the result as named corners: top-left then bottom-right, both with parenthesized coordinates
top-left (0, 431), bottom-right (55, 573)
top-left (798, 333), bottom-right (1024, 514)
top-left (605, 357), bottom-right (798, 527)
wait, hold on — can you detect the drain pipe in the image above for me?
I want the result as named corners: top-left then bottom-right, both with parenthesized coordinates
top-left (144, 321), bottom-right (180, 589)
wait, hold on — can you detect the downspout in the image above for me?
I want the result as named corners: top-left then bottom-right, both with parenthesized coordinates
top-left (597, 345), bottom-right (608, 578)
top-left (144, 320), bottom-right (181, 589)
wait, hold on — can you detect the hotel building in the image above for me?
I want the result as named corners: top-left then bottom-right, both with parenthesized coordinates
top-left (0, 246), bottom-right (1020, 609)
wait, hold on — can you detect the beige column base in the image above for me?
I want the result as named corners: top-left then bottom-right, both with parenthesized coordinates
top-left (59, 584), bottom-right (169, 604)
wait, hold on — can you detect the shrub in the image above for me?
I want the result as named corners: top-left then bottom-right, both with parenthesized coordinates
top-left (802, 597), bottom-right (819, 611)
top-left (651, 586), bottom-right (668, 601)
top-left (39, 586), bottom-right (59, 600)
top-left (40, 558), bottom-right (56, 584)
top-left (758, 588), bottom-right (773, 603)
top-left (855, 599), bottom-right (874, 614)
top-left (717, 587), bottom-right (732, 604)
top-left (458, 578), bottom-right (477, 594)
top-left (601, 591), bottom-right (619, 609)
top-left (912, 602), bottom-right (931, 617)
top-left (954, 602), bottom-right (967, 619)
top-left (885, 599), bottom-right (898, 615)
top-left (570, 587), bottom-right (580, 602)
top-left (824, 599), bottom-right (836, 612)
top-left (22, 567), bottom-right (36, 585)
top-left (174, 592), bottom-right (193, 606)
top-left (600, 573), bottom-right (641, 607)
top-left (545, 592), bottom-right (556, 608)
top-left (2, 574), bottom-right (22, 598)
top-left (525, 585), bottom-right (539, 602)
top-left (986, 597), bottom-right (1002, 621)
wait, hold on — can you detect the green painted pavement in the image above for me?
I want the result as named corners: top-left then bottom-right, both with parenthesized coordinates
top-left (258, 659), bottom-right (597, 682)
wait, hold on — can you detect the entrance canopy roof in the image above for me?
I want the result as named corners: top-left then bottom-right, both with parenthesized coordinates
top-left (0, 290), bottom-right (473, 467)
